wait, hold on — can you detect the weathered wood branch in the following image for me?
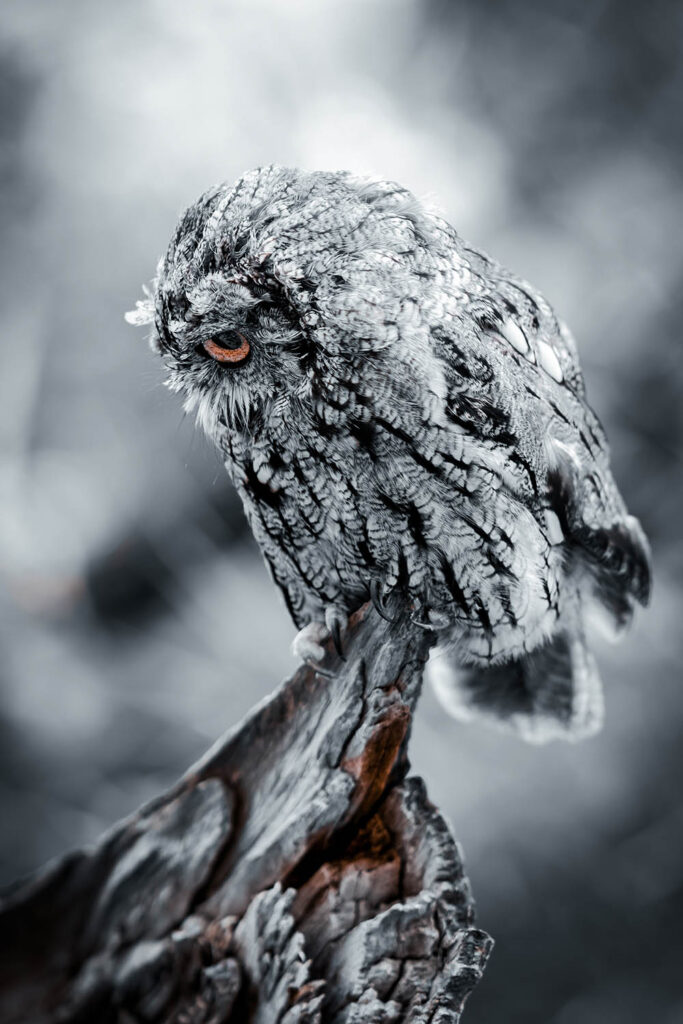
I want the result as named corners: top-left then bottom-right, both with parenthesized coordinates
top-left (0, 605), bottom-right (492, 1022)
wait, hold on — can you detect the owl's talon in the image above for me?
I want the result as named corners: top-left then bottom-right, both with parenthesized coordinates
top-left (369, 579), bottom-right (391, 622)
top-left (329, 619), bottom-right (344, 659)
top-left (369, 580), bottom-right (400, 623)
top-left (325, 607), bottom-right (348, 661)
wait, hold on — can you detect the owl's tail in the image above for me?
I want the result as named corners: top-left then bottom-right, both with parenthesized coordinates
top-left (426, 630), bottom-right (604, 743)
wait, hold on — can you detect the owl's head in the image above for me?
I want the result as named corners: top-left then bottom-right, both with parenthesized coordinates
top-left (127, 165), bottom-right (448, 442)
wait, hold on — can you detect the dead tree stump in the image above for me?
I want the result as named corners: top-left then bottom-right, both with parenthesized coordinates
top-left (0, 604), bottom-right (492, 1022)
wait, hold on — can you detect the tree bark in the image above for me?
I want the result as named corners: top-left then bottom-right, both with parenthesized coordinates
top-left (0, 604), bottom-right (492, 1023)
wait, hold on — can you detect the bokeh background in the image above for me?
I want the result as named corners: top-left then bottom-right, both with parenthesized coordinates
top-left (1, 1), bottom-right (681, 1020)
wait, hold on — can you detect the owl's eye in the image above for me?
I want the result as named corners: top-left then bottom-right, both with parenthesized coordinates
top-left (201, 330), bottom-right (251, 366)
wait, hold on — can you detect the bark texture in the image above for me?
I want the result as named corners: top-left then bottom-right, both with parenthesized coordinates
top-left (0, 605), bottom-right (492, 1023)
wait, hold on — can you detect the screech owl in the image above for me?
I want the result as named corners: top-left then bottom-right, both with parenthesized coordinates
top-left (127, 165), bottom-right (651, 742)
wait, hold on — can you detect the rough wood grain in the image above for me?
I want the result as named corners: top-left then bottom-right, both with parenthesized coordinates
top-left (0, 605), bottom-right (492, 1022)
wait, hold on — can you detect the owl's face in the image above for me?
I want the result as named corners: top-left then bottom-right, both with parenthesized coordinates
top-left (127, 166), bottom-right (452, 450)
top-left (151, 265), bottom-right (314, 439)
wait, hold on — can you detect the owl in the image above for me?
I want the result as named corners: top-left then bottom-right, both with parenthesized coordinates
top-left (127, 166), bottom-right (651, 742)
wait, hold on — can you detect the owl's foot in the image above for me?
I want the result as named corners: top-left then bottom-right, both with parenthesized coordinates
top-left (291, 608), bottom-right (349, 673)
top-left (291, 622), bottom-right (328, 666)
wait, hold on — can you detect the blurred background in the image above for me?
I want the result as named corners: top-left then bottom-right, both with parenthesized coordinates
top-left (0, 0), bottom-right (681, 1020)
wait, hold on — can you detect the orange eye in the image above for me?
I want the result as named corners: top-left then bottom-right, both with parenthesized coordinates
top-left (202, 330), bottom-right (251, 365)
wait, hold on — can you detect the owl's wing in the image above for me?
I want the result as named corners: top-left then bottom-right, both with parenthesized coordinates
top-left (544, 418), bottom-right (652, 629)
top-left (437, 243), bottom-right (652, 630)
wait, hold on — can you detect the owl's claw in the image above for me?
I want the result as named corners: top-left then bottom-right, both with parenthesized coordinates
top-left (369, 579), bottom-right (400, 623)
top-left (369, 579), bottom-right (390, 621)
top-left (325, 606), bottom-right (348, 661)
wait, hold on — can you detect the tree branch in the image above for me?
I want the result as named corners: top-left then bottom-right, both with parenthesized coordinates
top-left (0, 604), bottom-right (492, 1023)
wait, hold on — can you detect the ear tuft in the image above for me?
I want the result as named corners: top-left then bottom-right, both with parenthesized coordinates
top-left (125, 285), bottom-right (155, 327)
